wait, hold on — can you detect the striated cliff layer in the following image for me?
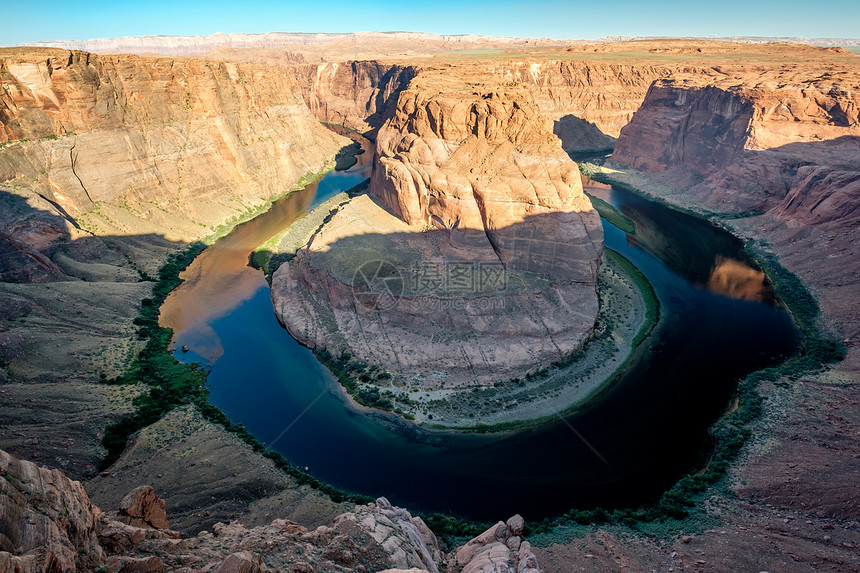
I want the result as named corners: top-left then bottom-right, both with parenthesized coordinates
top-left (295, 61), bottom-right (417, 135)
top-left (493, 61), bottom-right (672, 152)
top-left (0, 48), bottom-right (347, 243)
top-left (0, 448), bottom-right (541, 573)
top-left (294, 59), bottom-right (670, 154)
top-left (0, 48), bottom-right (353, 529)
top-left (613, 71), bottom-right (860, 218)
top-left (273, 69), bottom-right (603, 389)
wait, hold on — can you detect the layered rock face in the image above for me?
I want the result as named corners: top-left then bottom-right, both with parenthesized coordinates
top-left (0, 448), bottom-right (541, 573)
top-left (494, 61), bottom-right (671, 153)
top-left (613, 73), bottom-right (860, 218)
top-left (273, 70), bottom-right (603, 387)
top-left (370, 70), bottom-right (603, 279)
top-left (296, 61), bottom-right (417, 134)
top-left (0, 48), bottom-right (347, 240)
top-left (0, 48), bottom-right (351, 507)
top-left (295, 59), bottom-right (670, 154)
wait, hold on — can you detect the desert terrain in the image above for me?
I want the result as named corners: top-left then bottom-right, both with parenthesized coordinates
top-left (1, 35), bottom-right (859, 572)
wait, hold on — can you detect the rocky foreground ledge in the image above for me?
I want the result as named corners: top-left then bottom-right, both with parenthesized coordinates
top-left (0, 448), bottom-right (540, 573)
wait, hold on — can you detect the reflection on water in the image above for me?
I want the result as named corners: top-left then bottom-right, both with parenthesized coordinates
top-left (156, 156), bottom-right (801, 521)
top-left (159, 191), bottom-right (312, 361)
top-left (707, 256), bottom-right (773, 302)
top-left (582, 176), bottom-right (775, 303)
top-left (160, 130), bottom-right (373, 361)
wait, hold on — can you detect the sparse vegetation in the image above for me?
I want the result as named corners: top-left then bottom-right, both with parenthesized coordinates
top-left (316, 348), bottom-right (416, 415)
top-left (604, 249), bottom-right (658, 348)
top-left (517, 161), bottom-right (846, 532)
top-left (99, 241), bottom-right (373, 504)
top-left (100, 243), bottom-right (208, 468)
top-left (419, 513), bottom-right (488, 546)
top-left (586, 193), bottom-right (636, 234)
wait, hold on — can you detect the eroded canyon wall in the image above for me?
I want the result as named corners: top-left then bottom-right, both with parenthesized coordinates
top-left (295, 59), bottom-right (671, 154)
top-left (613, 73), bottom-right (860, 218)
top-left (0, 48), bottom-right (347, 242)
top-left (494, 61), bottom-right (672, 153)
top-left (295, 60), bottom-right (417, 135)
top-left (0, 48), bottom-right (351, 502)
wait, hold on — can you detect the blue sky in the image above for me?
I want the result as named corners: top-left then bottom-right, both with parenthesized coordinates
top-left (1, 0), bottom-right (858, 46)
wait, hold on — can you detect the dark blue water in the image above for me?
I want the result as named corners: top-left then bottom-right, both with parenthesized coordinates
top-left (164, 158), bottom-right (801, 522)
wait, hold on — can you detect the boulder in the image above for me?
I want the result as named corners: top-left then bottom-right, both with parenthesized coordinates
top-left (117, 486), bottom-right (170, 530)
top-left (215, 552), bottom-right (267, 573)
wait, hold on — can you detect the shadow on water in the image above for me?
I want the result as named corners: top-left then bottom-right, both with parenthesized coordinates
top-left (583, 176), bottom-right (777, 304)
top-left (159, 144), bottom-right (802, 521)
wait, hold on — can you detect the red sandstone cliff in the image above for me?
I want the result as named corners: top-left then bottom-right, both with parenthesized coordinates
top-left (273, 68), bottom-right (603, 388)
top-left (0, 48), bottom-right (347, 241)
top-left (293, 59), bottom-right (670, 154)
top-left (613, 72), bottom-right (860, 218)
top-left (295, 61), bottom-right (417, 135)
top-left (493, 61), bottom-right (672, 152)
top-left (370, 68), bottom-right (603, 281)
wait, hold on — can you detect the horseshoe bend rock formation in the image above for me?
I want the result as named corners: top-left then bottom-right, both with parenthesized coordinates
top-left (272, 69), bottom-right (603, 388)
top-left (0, 448), bottom-right (541, 573)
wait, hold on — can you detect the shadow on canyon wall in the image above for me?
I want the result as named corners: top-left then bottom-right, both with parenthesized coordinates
top-left (554, 114), bottom-right (617, 154)
top-left (300, 62), bottom-right (417, 140)
top-left (614, 96), bottom-right (860, 216)
top-left (266, 191), bottom-right (605, 291)
top-left (362, 64), bottom-right (417, 139)
top-left (0, 189), bottom-right (186, 285)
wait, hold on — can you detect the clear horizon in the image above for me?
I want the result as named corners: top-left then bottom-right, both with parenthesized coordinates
top-left (1, 0), bottom-right (859, 47)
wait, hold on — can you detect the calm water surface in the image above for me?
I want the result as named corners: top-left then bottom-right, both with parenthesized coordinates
top-left (161, 150), bottom-right (801, 521)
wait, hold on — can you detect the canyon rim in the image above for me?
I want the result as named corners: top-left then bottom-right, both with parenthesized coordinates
top-left (1, 27), bottom-right (859, 573)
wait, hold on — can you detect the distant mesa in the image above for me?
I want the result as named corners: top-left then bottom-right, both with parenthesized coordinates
top-left (22, 31), bottom-right (572, 57)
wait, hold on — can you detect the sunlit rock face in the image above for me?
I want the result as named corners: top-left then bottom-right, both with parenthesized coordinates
top-left (272, 69), bottom-right (603, 388)
top-left (0, 48), bottom-right (346, 241)
top-left (370, 68), bottom-right (603, 283)
top-left (491, 60), bottom-right (672, 153)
